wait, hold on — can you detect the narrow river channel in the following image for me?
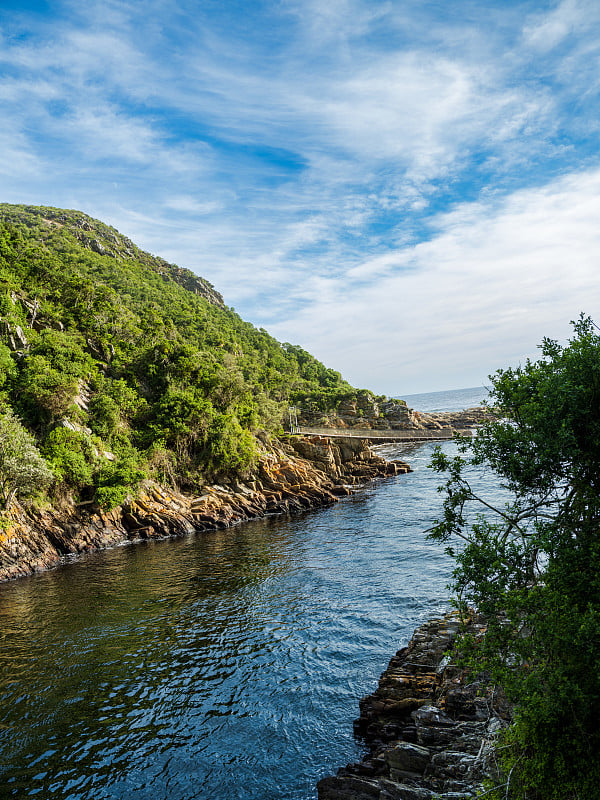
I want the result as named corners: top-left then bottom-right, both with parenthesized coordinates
top-left (0, 437), bottom-right (496, 800)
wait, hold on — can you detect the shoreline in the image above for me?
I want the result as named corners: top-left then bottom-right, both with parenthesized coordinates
top-left (0, 434), bottom-right (410, 583)
top-left (317, 612), bottom-right (510, 800)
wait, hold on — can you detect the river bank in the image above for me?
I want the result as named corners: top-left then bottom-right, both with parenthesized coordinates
top-left (0, 436), bottom-right (469, 799)
top-left (0, 433), bottom-right (410, 582)
top-left (318, 612), bottom-right (511, 800)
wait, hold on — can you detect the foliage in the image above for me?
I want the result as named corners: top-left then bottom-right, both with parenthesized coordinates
top-left (429, 316), bottom-right (600, 800)
top-left (18, 354), bottom-right (80, 423)
top-left (94, 452), bottom-right (147, 509)
top-left (0, 202), bottom-right (357, 506)
top-left (0, 409), bottom-right (53, 509)
top-left (203, 412), bottom-right (257, 476)
top-left (41, 427), bottom-right (97, 488)
top-left (0, 344), bottom-right (16, 388)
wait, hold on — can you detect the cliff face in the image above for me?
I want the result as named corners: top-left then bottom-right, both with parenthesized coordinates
top-left (298, 396), bottom-right (421, 431)
top-left (0, 435), bottom-right (410, 583)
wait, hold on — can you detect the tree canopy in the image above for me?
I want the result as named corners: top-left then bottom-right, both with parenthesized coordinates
top-left (429, 315), bottom-right (600, 800)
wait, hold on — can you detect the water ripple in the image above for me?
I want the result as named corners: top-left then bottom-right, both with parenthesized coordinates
top-left (0, 441), bottom-right (484, 800)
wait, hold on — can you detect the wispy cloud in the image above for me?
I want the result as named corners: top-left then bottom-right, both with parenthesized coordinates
top-left (1, 0), bottom-right (600, 391)
top-left (523, 0), bottom-right (590, 50)
top-left (267, 167), bottom-right (600, 392)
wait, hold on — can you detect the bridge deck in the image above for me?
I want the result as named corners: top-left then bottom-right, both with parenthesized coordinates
top-left (294, 427), bottom-right (473, 442)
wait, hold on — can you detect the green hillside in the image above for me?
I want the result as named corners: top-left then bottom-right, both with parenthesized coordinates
top-left (0, 203), bottom-right (355, 508)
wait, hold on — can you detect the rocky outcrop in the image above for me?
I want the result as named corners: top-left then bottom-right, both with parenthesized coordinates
top-left (0, 319), bottom-right (29, 351)
top-left (298, 395), bottom-right (421, 431)
top-left (318, 613), bottom-right (511, 800)
top-left (412, 407), bottom-right (492, 431)
top-left (0, 435), bottom-right (411, 583)
top-left (297, 393), bottom-right (492, 434)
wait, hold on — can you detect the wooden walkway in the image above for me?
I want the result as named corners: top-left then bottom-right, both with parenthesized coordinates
top-left (294, 426), bottom-right (473, 442)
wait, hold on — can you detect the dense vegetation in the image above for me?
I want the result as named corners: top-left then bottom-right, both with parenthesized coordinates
top-left (430, 316), bottom-right (600, 800)
top-left (0, 203), bottom-right (356, 509)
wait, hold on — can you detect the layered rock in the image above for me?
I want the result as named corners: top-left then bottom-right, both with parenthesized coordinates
top-left (0, 434), bottom-right (410, 583)
top-left (297, 392), bottom-right (492, 434)
top-left (318, 613), bottom-right (510, 800)
top-left (411, 407), bottom-right (492, 431)
top-left (298, 395), bottom-right (420, 431)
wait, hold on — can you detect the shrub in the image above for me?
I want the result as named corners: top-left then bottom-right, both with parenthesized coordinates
top-left (429, 316), bottom-right (600, 799)
top-left (0, 409), bottom-right (52, 509)
top-left (41, 427), bottom-right (96, 488)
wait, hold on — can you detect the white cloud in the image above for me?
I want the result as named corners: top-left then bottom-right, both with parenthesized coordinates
top-left (521, 0), bottom-right (600, 97)
top-left (2, 0), bottom-right (600, 396)
top-left (266, 168), bottom-right (600, 394)
top-left (163, 196), bottom-right (224, 215)
top-left (523, 0), bottom-right (588, 50)
top-left (0, 0), bottom-right (558, 207)
top-left (0, 131), bottom-right (43, 179)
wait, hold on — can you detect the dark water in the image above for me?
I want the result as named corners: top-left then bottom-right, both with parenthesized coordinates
top-left (0, 432), bottom-right (497, 800)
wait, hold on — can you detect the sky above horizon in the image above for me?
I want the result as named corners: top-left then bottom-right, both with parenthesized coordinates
top-left (1, 0), bottom-right (599, 394)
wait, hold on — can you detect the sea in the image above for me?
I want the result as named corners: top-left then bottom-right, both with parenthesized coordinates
top-left (0, 387), bottom-right (495, 800)
top-left (400, 385), bottom-right (490, 413)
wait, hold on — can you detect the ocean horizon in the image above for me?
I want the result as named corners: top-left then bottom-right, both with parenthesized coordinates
top-left (399, 385), bottom-right (490, 413)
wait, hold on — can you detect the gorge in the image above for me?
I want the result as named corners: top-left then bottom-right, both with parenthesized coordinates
top-left (0, 436), bottom-right (491, 800)
top-left (0, 204), bottom-right (496, 799)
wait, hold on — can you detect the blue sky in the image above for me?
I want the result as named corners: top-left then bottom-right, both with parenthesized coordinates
top-left (1, 0), bottom-right (600, 394)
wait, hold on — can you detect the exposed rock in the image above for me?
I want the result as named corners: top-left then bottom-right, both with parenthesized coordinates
top-left (57, 418), bottom-right (93, 436)
top-left (89, 238), bottom-right (109, 256)
top-left (318, 613), bottom-right (511, 800)
top-left (413, 408), bottom-right (492, 431)
top-left (386, 742), bottom-right (431, 777)
top-left (73, 380), bottom-right (91, 412)
top-left (297, 392), bottom-right (493, 435)
top-left (0, 435), bottom-right (411, 583)
top-left (0, 319), bottom-right (29, 351)
top-left (299, 395), bottom-right (421, 431)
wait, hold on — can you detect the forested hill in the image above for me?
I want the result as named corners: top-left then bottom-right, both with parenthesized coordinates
top-left (0, 203), bottom-right (355, 508)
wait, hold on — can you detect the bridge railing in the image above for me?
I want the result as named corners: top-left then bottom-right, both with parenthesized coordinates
top-left (295, 427), bottom-right (471, 441)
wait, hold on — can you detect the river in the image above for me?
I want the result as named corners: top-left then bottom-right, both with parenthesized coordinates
top-left (0, 388), bottom-right (493, 800)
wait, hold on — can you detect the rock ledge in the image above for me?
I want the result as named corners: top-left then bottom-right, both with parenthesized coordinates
top-left (318, 613), bottom-right (510, 800)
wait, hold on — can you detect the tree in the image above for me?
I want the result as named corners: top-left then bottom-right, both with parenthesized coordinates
top-left (41, 427), bottom-right (96, 488)
top-left (429, 316), bottom-right (600, 800)
top-left (0, 409), bottom-right (53, 509)
top-left (0, 344), bottom-right (16, 388)
top-left (18, 354), bottom-right (80, 423)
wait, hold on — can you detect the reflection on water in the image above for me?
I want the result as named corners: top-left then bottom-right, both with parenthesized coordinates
top-left (0, 441), bottom-right (498, 800)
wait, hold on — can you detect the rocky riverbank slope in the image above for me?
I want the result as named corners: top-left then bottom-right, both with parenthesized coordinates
top-left (0, 434), bottom-right (410, 582)
top-left (318, 612), bottom-right (511, 800)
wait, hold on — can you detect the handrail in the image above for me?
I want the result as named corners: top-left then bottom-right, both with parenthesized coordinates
top-left (294, 426), bottom-right (473, 441)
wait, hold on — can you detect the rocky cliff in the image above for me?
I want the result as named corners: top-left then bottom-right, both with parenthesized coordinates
top-left (318, 612), bottom-right (511, 800)
top-left (0, 434), bottom-right (410, 582)
top-left (297, 393), bottom-right (492, 434)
